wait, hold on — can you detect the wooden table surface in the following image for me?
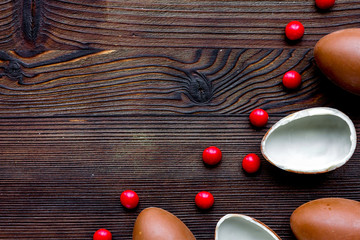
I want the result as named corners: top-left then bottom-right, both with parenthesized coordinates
top-left (0, 0), bottom-right (359, 239)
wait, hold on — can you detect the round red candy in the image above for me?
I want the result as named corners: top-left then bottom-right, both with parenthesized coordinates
top-left (242, 153), bottom-right (261, 174)
top-left (282, 70), bottom-right (302, 89)
top-left (316, 0), bottom-right (335, 9)
top-left (202, 146), bottom-right (222, 165)
top-left (249, 109), bottom-right (269, 128)
top-left (195, 191), bottom-right (214, 210)
top-left (93, 229), bottom-right (112, 240)
top-left (285, 21), bottom-right (305, 41)
top-left (120, 190), bottom-right (139, 209)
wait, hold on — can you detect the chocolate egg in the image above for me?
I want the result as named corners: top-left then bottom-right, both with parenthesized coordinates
top-left (261, 107), bottom-right (357, 174)
top-left (314, 28), bottom-right (360, 95)
top-left (133, 207), bottom-right (196, 240)
top-left (215, 214), bottom-right (281, 240)
top-left (290, 198), bottom-right (360, 240)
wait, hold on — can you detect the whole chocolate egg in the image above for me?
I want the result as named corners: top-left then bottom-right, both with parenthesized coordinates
top-left (290, 198), bottom-right (360, 240)
top-left (314, 28), bottom-right (360, 95)
top-left (133, 207), bottom-right (196, 240)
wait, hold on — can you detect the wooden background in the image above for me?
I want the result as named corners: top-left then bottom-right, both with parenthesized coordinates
top-left (0, 0), bottom-right (359, 239)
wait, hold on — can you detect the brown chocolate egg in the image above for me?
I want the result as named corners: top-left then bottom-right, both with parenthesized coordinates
top-left (290, 198), bottom-right (360, 240)
top-left (133, 207), bottom-right (196, 240)
top-left (314, 28), bottom-right (360, 95)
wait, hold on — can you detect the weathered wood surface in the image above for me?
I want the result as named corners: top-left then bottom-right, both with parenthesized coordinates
top-left (0, 48), bottom-right (359, 117)
top-left (0, 116), bottom-right (359, 239)
top-left (1, 0), bottom-right (360, 49)
top-left (0, 0), bottom-right (360, 239)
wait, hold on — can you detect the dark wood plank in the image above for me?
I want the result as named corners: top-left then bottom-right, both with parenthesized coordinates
top-left (0, 116), bottom-right (359, 239)
top-left (0, 1), bottom-right (359, 239)
top-left (1, 0), bottom-right (360, 49)
top-left (0, 48), bottom-right (358, 117)
top-left (0, 0), bottom-right (19, 49)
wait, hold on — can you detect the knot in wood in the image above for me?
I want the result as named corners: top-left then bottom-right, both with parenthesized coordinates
top-left (22, 0), bottom-right (42, 43)
top-left (5, 61), bottom-right (23, 83)
top-left (187, 71), bottom-right (213, 103)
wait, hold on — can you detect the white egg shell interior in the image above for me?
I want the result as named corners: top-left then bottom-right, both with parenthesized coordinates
top-left (215, 214), bottom-right (280, 240)
top-left (261, 107), bottom-right (356, 173)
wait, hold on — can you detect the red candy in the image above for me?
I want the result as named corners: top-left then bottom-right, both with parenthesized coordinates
top-left (285, 21), bottom-right (305, 41)
top-left (249, 109), bottom-right (269, 128)
top-left (242, 153), bottom-right (261, 174)
top-left (93, 229), bottom-right (112, 240)
top-left (283, 70), bottom-right (302, 89)
top-left (195, 191), bottom-right (214, 210)
top-left (202, 146), bottom-right (222, 165)
top-left (316, 0), bottom-right (335, 9)
top-left (120, 190), bottom-right (139, 209)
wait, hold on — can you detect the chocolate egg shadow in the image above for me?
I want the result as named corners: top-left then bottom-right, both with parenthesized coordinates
top-left (314, 65), bottom-right (360, 116)
top-left (266, 163), bottom-right (329, 189)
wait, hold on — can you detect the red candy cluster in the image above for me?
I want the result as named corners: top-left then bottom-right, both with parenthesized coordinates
top-left (283, 70), bottom-right (302, 89)
top-left (195, 191), bottom-right (215, 210)
top-left (93, 229), bottom-right (112, 240)
top-left (92, 1), bottom-right (338, 238)
top-left (249, 109), bottom-right (269, 128)
top-left (120, 190), bottom-right (139, 209)
top-left (285, 21), bottom-right (305, 41)
top-left (316, 0), bottom-right (335, 9)
top-left (202, 146), bottom-right (222, 165)
top-left (242, 153), bottom-right (261, 174)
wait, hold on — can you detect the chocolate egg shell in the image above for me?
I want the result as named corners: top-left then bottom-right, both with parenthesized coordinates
top-left (133, 207), bottom-right (196, 240)
top-left (290, 198), bottom-right (360, 240)
top-left (215, 214), bottom-right (281, 240)
top-left (261, 107), bottom-right (357, 174)
top-left (314, 28), bottom-right (360, 95)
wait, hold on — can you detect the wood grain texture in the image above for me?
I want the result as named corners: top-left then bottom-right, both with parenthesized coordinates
top-left (0, 48), bottom-right (359, 117)
top-left (0, 0), bottom-right (19, 48)
top-left (0, 1), bottom-right (360, 239)
top-left (0, 116), bottom-right (359, 239)
top-left (1, 0), bottom-right (360, 49)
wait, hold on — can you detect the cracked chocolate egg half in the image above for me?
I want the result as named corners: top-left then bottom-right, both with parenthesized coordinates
top-left (215, 214), bottom-right (281, 240)
top-left (261, 107), bottom-right (356, 174)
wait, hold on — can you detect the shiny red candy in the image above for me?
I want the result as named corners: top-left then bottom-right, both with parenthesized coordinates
top-left (93, 229), bottom-right (112, 240)
top-left (242, 153), bottom-right (261, 174)
top-left (195, 191), bottom-right (214, 209)
top-left (282, 70), bottom-right (302, 89)
top-left (120, 190), bottom-right (139, 209)
top-left (285, 21), bottom-right (305, 41)
top-left (202, 146), bottom-right (222, 165)
top-left (316, 0), bottom-right (335, 9)
top-left (249, 109), bottom-right (269, 128)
